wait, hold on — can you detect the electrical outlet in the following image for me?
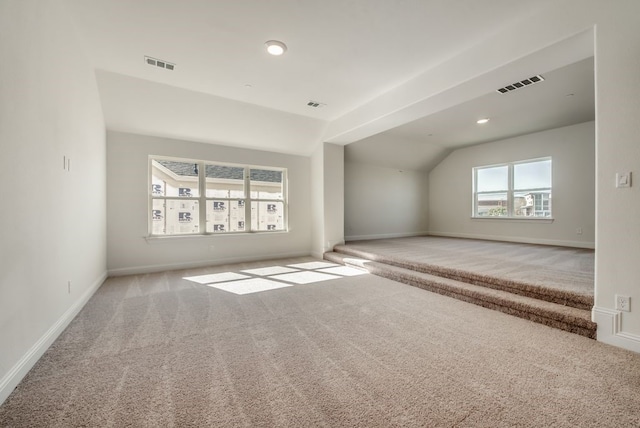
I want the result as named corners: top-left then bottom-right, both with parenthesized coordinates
top-left (68, 281), bottom-right (71, 294)
top-left (576, 227), bottom-right (583, 235)
top-left (615, 295), bottom-right (630, 312)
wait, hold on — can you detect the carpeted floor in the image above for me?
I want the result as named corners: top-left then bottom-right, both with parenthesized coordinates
top-left (2, 256), bottom-right (639, 427)
top-left (338, 236), bottom-right (595, 299)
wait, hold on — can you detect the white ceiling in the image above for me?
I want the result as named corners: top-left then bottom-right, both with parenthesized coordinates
top-left (347, 57), bottom-right (595, 170)
top-left (64, 0), bottom-right (593, 166)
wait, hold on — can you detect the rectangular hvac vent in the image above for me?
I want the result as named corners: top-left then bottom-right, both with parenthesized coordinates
top-left (496, 75), bottom-right (544, 94)
top-left (144, 56), bottom-right (175, 71)
top-left (307, 100), bottom-right (326, 108)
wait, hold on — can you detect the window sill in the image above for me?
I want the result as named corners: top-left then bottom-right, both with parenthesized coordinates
top-left (471, 217), bottom-right (554, 223)
top-left (145, 230), bottom-right (289, 244)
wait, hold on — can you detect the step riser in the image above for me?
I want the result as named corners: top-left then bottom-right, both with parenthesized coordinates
top-left (334, 246), bottom-right (592, 311)
top-left (324, 252), bottom-right (597, 340)
top-left (368, 265), bottom-right (596, 339)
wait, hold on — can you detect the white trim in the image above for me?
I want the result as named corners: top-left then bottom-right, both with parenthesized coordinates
top-left (471, 216), bottom-right (554, 223)
top-left (427, 231), bottom-right (595, 249)
top-left (345, 231), bottom-right (428, 242)
top-left (0, 272), bottom-right (107, 406)
top-left (145, 229), bottom-right (289, 243)
top-left (108, 251), bottom-right (311, 276)
top-left (592, 307), bottom-right (640, 354)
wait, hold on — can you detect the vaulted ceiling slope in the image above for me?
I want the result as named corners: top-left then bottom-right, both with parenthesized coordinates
top-left (65, 0), bottom-right (592, 162)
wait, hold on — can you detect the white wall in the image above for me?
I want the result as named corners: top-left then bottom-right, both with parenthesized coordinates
top-left (0, 0), bottom-right (107, 405)
top-left (106, 132), bottom-right (312, 275)
top-left (310, 144), bottom-right (325, 258)
top-left (345, 162), bottom-right (428, 241)
top-left (310, 143), bottom-right (345, 257)
top-left (429, 122), bottom-right (595, 248)
top-left (591, 1), bottom-right (640, 349)
top-left (323, 144), bottom-right (345, 251)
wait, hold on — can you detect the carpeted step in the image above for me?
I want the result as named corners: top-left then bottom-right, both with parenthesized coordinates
top-left (324, 251), bottom-right (597, 339)
top-left (332, 244), bottom-right (593, 311)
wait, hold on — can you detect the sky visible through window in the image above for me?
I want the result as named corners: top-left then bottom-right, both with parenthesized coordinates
top-left (477, 160), bottom-right (550, 191)
top-left (515, 159), bottom-right (551, 189)
top-left (477, 166), bottom-right (507, 191)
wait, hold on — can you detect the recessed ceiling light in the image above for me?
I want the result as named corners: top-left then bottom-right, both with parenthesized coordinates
top-left (476, 118), bottom-right (490, 124)
top-left (265, 40), bottom-right (287, 56)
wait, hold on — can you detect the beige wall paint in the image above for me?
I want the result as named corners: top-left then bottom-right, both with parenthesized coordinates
top-left (0, 0), bottom-right (107, 404)
top-left (310, 144), bottom-right (325, 258)
top-left (429, 122), bottom-right (595, 248)
top-left (323, 144), bottom-right (345, 252)
top-left (106, 132), bottom-right (312, 275)
top-left (311, 143), bottom-right (345, 257)
top-left (592, 1), bottom-right (640, 343)
top-left (345, 162), bottom-right (428, 241)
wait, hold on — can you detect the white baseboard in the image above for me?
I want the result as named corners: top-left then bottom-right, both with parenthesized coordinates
top-left (108, 251), bottom-right (312, 276)
top-left (345, 231), bottom-right (428, 242)
top-left (592, 307), bottom-right (640, 353)
top-left (427, 231), bottom-right (595, 249)
top-left (0, 271), bottom-right (107, 406)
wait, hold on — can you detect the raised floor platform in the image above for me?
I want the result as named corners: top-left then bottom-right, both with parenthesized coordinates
top-left (324, 236), bottom-right (596, 339)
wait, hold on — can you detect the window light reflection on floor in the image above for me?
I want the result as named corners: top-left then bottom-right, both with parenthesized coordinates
top-left (207, 278), bottom-right (294, 295)
top-left (269, 271), bottom-right (339, 285)
top-left (286, 261), bottom-right (337, 270)
top-left (240, 266), bottom-right (298, 276)
top-left (183, 272), bottom-right (250, 284)
top-left (183, 262), bottom-right (367, 295)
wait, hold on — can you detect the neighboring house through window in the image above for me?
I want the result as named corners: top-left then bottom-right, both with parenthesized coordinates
top-left (150, 157), bottom-right (287, 236)
top-left (473, 157), bottom-right (552, 218)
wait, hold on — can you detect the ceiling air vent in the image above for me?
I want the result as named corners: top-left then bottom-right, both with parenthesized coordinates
top-left (496, 75), bottom-right (544, 94)
top-left (307, 100), bottom-right (326, 108)
top-left (144, 56), bottom-right (175, 71)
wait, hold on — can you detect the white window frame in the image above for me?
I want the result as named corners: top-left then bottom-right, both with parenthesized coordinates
top-left (149, 156), bottom-right (288, 236)
top-left (472, 157), bottom-right (552, 219)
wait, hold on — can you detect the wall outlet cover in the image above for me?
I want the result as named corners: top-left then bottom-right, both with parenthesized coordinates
top-left (615, 294), bottom-right (631, 312)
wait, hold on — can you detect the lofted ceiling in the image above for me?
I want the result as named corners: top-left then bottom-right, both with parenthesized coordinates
top-left (347, 57), bottom-right (595, 170)
top-left (64, 0), bottom-right (593, 167)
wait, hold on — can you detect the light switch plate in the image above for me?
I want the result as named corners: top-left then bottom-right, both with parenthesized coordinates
top-left (616, 172), bottom-right (631, 188)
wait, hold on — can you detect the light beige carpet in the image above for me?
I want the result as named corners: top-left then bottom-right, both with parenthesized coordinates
top-left (1, 257), bottom-right (638, 427)
top-left (337, 236), bottom-right (594, 304)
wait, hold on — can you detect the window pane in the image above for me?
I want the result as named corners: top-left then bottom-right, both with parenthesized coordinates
top-left (514, 191), bottom-right (552, 217)
top-left (476, 192), bottom-right (508, 217)
top-left (151, 199), bottom-right (165, 235)
top-left (250, 169), bottom-right (283, 199)
top-left (151, 160), bottom-right (200, 197)
top-left (514, 159), bottom-right (551, 190)
top-left (206, 200), bottom-right (246, 233)
top-left (251, 201), bottom-right (284, 231)
top-left (152, 199), bottom-right (199, 235)
top-left (206, 165), bottom-right (245, 198)
top-left (476, 166), bottom-right (508, 192)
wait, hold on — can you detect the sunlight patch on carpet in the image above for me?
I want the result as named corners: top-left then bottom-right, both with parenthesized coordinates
top-left (270, 271), bottom-right (340, 284)
top-left (206, 278), bottom-right (294, 295)
top-left (184, 272), bottom-right (250, 284)
top-left (316, 266), bottom-right (368, 277)
top-left (241, 266), bottom-right (299, 276)
top-left (287, 261), bottom-right (338, 270)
